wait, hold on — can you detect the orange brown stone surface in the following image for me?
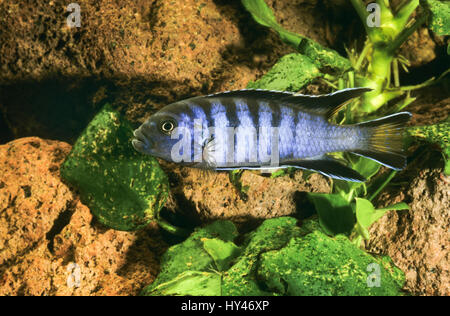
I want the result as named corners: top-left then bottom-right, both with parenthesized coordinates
top-left (0, 137), bottom-right (166, 295)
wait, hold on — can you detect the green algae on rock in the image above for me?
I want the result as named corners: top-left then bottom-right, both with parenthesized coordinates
top-left (407, 118), bottom-right (450, 175)
top-left (60, 104), bottom-right (169, 231)
top-left (247, 53), bottom-right (322, 92)
top-left (242, 0), bottom-right (351, 73)
top-left (141, 220), bottom-right (239, 296)
top-left (257, 230), bottom-right (405, 296)
top-left (423, 0), bottom-right (450, 36)
top-left (142, 217), bottom-right (406, 296)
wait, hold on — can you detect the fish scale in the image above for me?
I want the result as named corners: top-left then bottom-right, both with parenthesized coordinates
top-left (132, 88), bottom-right (412, 182)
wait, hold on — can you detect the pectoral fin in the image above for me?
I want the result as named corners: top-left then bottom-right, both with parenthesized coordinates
top-left (283, 157), bottom-right (366, 182)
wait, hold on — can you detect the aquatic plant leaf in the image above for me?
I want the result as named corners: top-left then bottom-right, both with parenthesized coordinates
top-left (242, 0), bottom-right (351, 72)
top-left (144, 271), bottom-right (221, 296)
top-left (203, 238), bottom-right (241, 271)
top-left (269, 169), bottom-right (286, 178)
top-left (352, 156), bottom-right (381, 179)
top-left (241, 0), bottom-right (303, 47)
top-left (60, 104), bottom-right (169, 231)
top-left (298, 39), bottom-right (352, 73)
top-left (377, 202), bottom-right (410, 212)
top-left (143, 217), bottom-right (405, 296)
top-left (247, 53), bottom-right (322, 91)
top-left (307, 193), bottom-right (356, 236)
top-left (333, 155), bottom-right (381, 198)
top-left (406, 119), bottom-right (450, 175)
top-left (355, 198), bottom-right (377, 235)
top-left (355, 198), bottom-right (409, 241)
top-left (257, 229), bottom-right (405, 296)
top-left (141, 220), bottom-right (238, 295)
top-left (422, 0), bottom-right (450, 36)
top-left (228, 169), bottom-right (248, 201)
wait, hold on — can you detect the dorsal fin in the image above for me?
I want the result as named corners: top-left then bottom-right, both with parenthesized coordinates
top-left (196, 88), bottom-right (371, 119)
top-left (282, 87), bottom-right (372, 119)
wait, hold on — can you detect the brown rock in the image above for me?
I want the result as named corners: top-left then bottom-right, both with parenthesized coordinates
top-left (267, 0), bottom-right (358, 47)
top-left (162, 165), bottom-right (330, 224)
top-left (0, 0), bottom-right (446, 144)
top-left (0, 137), bottom-right (72, 267)
top-left (399, 27), bottom-right (437, 68)
top-left (366, 152), bottom-right (449, 296)
top-left (0, 0), bottom-right (294, 142)
top-left (0, 137), bottom-right (330, 295)
top-left (407, 87), bottom-right (450, 126)
top-left (0, 137), bottom-right (166, 295)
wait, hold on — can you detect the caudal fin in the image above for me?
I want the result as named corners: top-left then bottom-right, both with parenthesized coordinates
top-left (352, 112), bottom-right (412, 170)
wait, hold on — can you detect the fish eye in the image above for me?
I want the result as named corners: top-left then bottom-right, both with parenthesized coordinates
top-left (159, 119), bottom-right (176, 135)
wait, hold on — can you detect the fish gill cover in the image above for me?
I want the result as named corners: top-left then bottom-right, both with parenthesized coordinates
top-left (60, 104), bottom-right (169, 231)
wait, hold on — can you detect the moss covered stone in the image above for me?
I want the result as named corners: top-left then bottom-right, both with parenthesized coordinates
top-left (407, 119), bottom-right (450, 175)
top-left (60, 104), bottom-right (169, 231)
top-left (257, 231), bottom-right (405, 296)
top-left (247, 53), bottom-right (322, 92)
top-left (424, 0), bottom-right (450, 36)
top-left (141, 220), bottom-right (238, 295)
top-left (142, 217), bottom-right (406, 296)
top-left (242, 0), bottom-right (351, 73)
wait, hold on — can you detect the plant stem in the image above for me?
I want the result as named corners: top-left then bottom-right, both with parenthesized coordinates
top-left (376, 0), bottom-right (390, 12)
top-left (157, 218), bottom-right (191, 237)
top-left (350, 0), bottom-right (371, 37)
top-left (359, 46), bottom-right (395, 113)
top-left (387, 13), bottom-right (427, 54)
top-left (338, 78), bottom-right (345, 90)
top-left (354, 41), bottom-right (371, 71)
top-left (368, 171), bottom-right (397, 202)
top-left (395, 0), bottom-right (420, 30)
top-left (350, 0), bottom-right (427, 115)
top-left (396, 75), bottom-right (438, 91)
top-left (393, 58), bottom-right (400, 87)
top-left (348, 71), bottom-right (355, 88)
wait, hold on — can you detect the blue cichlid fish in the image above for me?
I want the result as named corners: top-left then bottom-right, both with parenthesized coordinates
top-left (132, 88), bottom-right (411, 182)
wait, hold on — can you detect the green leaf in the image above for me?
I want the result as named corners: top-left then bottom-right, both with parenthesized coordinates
top-left (144, 271), bottom-right (222, 296)
top-left (301, 169), bottom-right (314, 181)
top-left (247, 53), bottom-right (322, 91)
top-left (355, 198), bottom-right (377, 230)
top-left (144, 217), bottom-right (406, 296)
top-left (141, 220), bottom-right (237, 296)
top-left (60, 104), bottom-right (169, 231)
top-left (258, 230), bottom-right (405, 296)
top-left (367, 170), bottom-right (397, 202)
top-left (228, 169), bottom-right (248, 201)
top-left (203, 238), bottom-right (241, 271)
top-left (407, 120), bottom-right (450, 175)
top-left (242, 0), bottom-right (351, 72)
top-left (378, 202), bottom-right (410, 212)
top-left (355, 198), bottom-right (409, 241)
top-left (352, 156), bottom-right (381, 179)
top-left (307, 193), bottom-right (356, 236)
top-left (352, 156), bottom-right (381, 196)
top-left (241, 0), bottom-right (303, 47)
top-left (299, 39), bottom-right (352, 72)
top-left (351, 234), bottom-right (364, 247)
top-left (269, 169), bottom-right (286, 178)
top-left (333, 155), bottom-right (381, 198)
top-left (422, 0), bottom-right (450, 36)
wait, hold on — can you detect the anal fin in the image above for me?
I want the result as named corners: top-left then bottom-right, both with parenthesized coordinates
top-left (283, 158), bottom-right (366, 182)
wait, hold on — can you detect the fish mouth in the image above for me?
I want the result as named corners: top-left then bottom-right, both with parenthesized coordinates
top-left (132, 123), bottom-right (154, 154)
